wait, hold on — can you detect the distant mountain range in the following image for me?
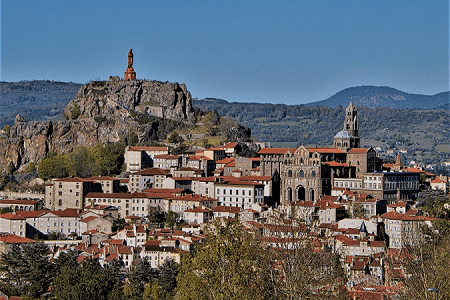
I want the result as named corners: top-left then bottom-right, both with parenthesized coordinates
top-left (198, 86), bottom-right (449, 109)
top-left (0, 81), bottom-right (448, 128)
top-left (306, 86), bottom-right (449, 109)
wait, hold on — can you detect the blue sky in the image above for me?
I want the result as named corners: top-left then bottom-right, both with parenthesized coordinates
top-left (1, 0), bottom-right (448, 104)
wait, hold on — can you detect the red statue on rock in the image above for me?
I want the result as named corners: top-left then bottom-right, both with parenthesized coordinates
top-left (124, 49), bottom-right (136, 81)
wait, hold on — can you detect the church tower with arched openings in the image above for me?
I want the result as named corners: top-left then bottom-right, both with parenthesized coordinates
top-left (333, 101), bottom-right (360, 152)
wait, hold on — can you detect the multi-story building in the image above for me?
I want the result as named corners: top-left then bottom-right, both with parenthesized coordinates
top-left (88, 176), bottom-right (120, 193)
top-left (363, 172), bottom-right (420, 203)
top-left (153, 154), bottom-right (182, 169)
top-left (45, 178), bottom-right (101, 211)
top-left (203, 147), bottom-right (226, 161)
top-left (190, 177), bottom-right (216, 198)
top-left (164, 194), bottom-right (217, 220)
top-left (85, 192), bottom-right (147, 218)
top-left (0, 213), bottom-right (26, 237)
top-left (185, 155), bottom-right (215, 176)
top-left (380, 211), bottom-right (433, 248)
top-left (184, 206), bottom-right (213, 224)
top-left (124, 146), bottom-right (169, 172)
top-left (15, 208), bottom-right (80, 238)
top-left (128, 168), bottom-right (171, 192)
top-left (215, 179), bottom-right (265, 211)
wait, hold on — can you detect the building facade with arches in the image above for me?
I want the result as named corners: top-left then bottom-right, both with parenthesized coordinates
top-left (259, 102), bottom-right (386, 206)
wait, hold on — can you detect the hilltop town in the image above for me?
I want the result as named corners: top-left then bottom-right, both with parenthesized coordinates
top-left (0, 51), bottom-right (448, 299)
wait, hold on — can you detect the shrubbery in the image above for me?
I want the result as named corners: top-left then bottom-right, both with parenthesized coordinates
top-left (38, 143), bottom-right (125, 179)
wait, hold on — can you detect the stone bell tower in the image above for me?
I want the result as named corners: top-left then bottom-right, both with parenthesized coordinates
top-left (333, 101), bottom-right (360, 151)
top-left (124, 49), bottom-right (136, 81)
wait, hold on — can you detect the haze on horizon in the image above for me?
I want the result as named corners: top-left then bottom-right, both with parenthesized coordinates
top-left (1, 0), bottom-right (448, 105)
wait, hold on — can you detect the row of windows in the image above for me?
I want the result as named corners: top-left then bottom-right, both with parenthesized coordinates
top-left (216, 189), bottom-right (251, 196)
top-left (287, 170), bottom-right (316, 178)
top-left (219, 197), bottom-right (254, 203)
top-left (335, 181), bottom-right (362, 188)
top-left (89, 198), bottom-right (123, 203)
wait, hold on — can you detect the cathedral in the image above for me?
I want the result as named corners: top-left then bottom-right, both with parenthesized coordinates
top-left (259, 102), bottom-right (382, 205)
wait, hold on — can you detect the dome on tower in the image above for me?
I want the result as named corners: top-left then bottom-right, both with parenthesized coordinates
top-left (334, 130), bottom-right (351, 138)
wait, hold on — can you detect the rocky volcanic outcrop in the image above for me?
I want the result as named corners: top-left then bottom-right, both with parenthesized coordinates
top-left (64, 77), bottom-right (194, 121)
top-left (0, 78), bottom-right (195, 172)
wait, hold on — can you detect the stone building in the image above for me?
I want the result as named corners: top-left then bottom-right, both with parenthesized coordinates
top-left (124, 146), bottom-right (169, 172)
top-left (259, 103), bottom-right (386, 205)
top-left (45, 178), bottom-right (101, 211)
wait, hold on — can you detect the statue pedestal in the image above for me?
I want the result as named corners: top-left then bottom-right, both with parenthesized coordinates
top-left (124, 68), bottom-right (136, 81)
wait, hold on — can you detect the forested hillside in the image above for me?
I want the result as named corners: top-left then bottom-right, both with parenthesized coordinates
top-left (0, 80), bottom-right (82, 126)
top-left (193, 99), bottom-right (450, 165)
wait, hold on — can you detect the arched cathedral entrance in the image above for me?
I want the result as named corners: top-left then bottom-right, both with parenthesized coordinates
top-left (297, 186), bottom-right (305, 201)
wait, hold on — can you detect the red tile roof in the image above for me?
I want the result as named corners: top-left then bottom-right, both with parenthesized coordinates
top-left (223, 142), bottom-right (238, 148)
top-left (133, 168), bottom-right (171, 176)
top-left (213, 206), bottom-right (242, 213)
top-left (335, 235), bottom-right (360, 246)
top-left (387, 201), bottom-right (408, 208)
top-left (216, 157), bottom-right (235, 165)
top-left (0, 199), bottom-right (39, 205)
top-left (80, 216), bottom-right (99, 223)
top-left (323, 161), bottom-right (348, 167)
top-left (258, 148), bottom-right (296, 155)
top-left (307, 147), bottom-right (345, 154)
top-left (348, 148), bottom-right (371, 154)
top-left (127, 146), bottom-right (168, 152)
top-left (0, 213), bottom-right (24, 220)
top-left (380, 211), bottom-right (434, 221)
top-left (15, 210), bottom-right (48, 218)
top-left (431, 177), bottom-right (446, 183)
top-left (185, 206), bottom-right (213, 213)
top-left (51, 208), bottom-right (80, 217)
top-left (54, 177), bottom-right (92, 182)
top-left (315, 200), bottom-right (344, 209)
top-left (0, 233), bottom-right (33, 244)
top-left (239, 175), bottom-right (272, 181)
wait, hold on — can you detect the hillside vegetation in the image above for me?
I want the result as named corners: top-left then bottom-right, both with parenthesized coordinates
top-left (193, 99), bottom-right (449, 165)
top-left (0, 80), bottom-right (82, 126)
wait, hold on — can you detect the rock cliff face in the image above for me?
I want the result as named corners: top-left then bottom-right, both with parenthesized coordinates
top-left (64, 77), bottom-right (194, 121)
top-left (0, 79), bottom-right (195, 172)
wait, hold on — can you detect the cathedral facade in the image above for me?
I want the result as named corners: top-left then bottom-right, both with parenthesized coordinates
top-left (260, 102), bottom-right (383, 205)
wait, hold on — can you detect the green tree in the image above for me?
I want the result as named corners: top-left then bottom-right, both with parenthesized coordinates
top-left (158, 259), bottom-right (179, 298)
top-left (0, 242), bottom-right (53, 298)
top-left (143, 280), bottom-right (160, 300)
top-left (52, 258), bottom-right (124, 300)
top-left (38, 155), bottom-right (69, 179)
top-left (165, 211), bottom-right (178, 230)
top-left (168, 132), bottom-right (183, 144)
top-left (66, 146), bottom-right (95, 178)
top-left (398, 219), bottom-right (450, 300)
top-left (26, 161), bottom-right (36, 173)
top-left (70, 103), bottom-right (81, 119)
top-left (176, 220), bottom-right (270, 300)
top-left (112, 218), bottom-right (127, 232)
top-left (2, 125), bottom-right (10, 137)
top-left (91, 143), bottom-right (125, 176)
top-left (148, 206), bottom-right (166, 225)
top-left (127, 258), bottom-right (159, 298)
